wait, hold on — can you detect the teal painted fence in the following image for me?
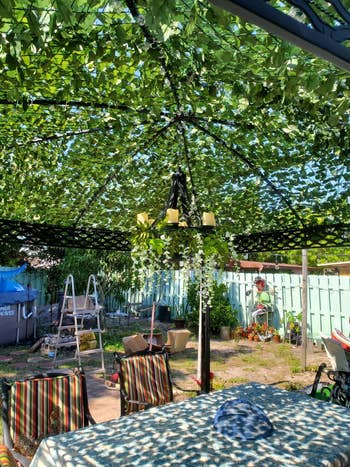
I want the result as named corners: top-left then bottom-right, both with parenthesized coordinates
top-left (220, 271), bottom-right (350, 341)
top-left (16, 270), bottom-right (48, 307)
top-left (15, 268), bottom-right (350, 340)
top-left (124, 271), bottom-right (350, 341)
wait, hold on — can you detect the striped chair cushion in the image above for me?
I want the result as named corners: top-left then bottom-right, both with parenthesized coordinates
top-left (121, 354), bottom-right (172, 413)
top-left (0, 445), bottom-right (18, 467)
top-left (9, 374), bottom-right (85, 443)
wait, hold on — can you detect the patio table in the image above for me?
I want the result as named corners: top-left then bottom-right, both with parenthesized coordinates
top-left (29, 382), bottom-right (350, 466)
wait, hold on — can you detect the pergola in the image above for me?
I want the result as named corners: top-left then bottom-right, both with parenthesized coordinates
top-left (0, 0), bottom-right (349, 253)
top-left (1, 1), bottom-right (350, 391)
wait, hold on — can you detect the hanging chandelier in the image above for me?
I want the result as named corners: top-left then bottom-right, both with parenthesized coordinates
top-left (136, 168), bottom-right (216, 230)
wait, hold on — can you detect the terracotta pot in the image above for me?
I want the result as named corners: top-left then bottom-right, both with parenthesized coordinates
top-left (254, 335), bottom-right (260, 342)
top-left (220, 326), bottom-right (231, 340)
top-left (248, 334), bottom-right (254, 341)
top-left (273, 335), bottom-right (281, 343)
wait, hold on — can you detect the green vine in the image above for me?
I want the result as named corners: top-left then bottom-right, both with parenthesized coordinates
top-left (130, 219), bottom-right (236, 307)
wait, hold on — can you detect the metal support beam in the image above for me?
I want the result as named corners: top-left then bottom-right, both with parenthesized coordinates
top-left (210, 0), bottom-right (350, 71)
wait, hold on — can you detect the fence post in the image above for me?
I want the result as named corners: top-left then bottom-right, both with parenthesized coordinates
top-left (301, 249), bottom-right (308, 370)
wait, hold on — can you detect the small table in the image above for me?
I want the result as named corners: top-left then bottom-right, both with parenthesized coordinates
top-left (104, 311), bottom-right (130, 326)
top-left (30, 383), bottom-right (350, 466)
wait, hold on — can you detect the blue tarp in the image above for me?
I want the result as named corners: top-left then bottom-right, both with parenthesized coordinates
top-left (0, 290), bottom-right (38, 306)
top-left (0, 264), bottom-right (38, 305)
top-left (0, 264), bottom-right (27, 281)
top-left (0, 278), bottom-right (25, 293)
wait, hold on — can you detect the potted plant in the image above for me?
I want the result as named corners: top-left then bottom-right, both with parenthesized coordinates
top-left (247, 332), bottom-right (255, 341)
top-left (232, 326), bottom-right (246, 340)
top-left (285, 311), bottom-right (302, 345)
top-left (186, 280), bottom-right (238, 337)
top-left (245, 323), bottom-right (257, 341)
top-left (173, 315), bottom-right (186, 329)
top-left (130, 214), bottom-right (235, 332)
top-left (272, 328), bottom-right (281, 343)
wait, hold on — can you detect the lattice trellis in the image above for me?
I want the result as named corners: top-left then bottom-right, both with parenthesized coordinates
top-left (1, 218), bottom-right (349, 253)
top-left (234, 223), bottom-right (350, 253)
top-left (0, 219), bottom-right (130, 251)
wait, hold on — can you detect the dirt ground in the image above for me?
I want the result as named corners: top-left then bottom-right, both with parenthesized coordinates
top-left (0, 330), bottom-right (330, 424)
top-left (169, 337), bottom-right (328, 393)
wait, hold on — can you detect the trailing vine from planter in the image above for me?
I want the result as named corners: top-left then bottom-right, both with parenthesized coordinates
top-left (130, 218), bottom-right (236, 304)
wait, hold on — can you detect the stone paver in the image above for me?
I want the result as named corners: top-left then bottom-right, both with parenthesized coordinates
top-left (86, 373), bottom-right (120, 423)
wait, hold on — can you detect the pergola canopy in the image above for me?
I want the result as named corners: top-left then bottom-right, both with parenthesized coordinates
top-left (0, 0), bottom-right (350, 251)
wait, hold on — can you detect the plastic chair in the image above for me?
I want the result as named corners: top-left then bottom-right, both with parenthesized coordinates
top-left (0, 369), bottom-right (95, 466)
top-left (320, 334), bottom-right (350, 371)
top-left (115, 350), bottom-right (198, 416)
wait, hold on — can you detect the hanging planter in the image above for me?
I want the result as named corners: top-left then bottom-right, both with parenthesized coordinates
top-left (131, 169), bottom-right (234, 288)
top-left (130, 170), bottom-right (236, 394)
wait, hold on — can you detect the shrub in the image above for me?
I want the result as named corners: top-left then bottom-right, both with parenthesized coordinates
top-left (186, 280), bottom-right (238, 335)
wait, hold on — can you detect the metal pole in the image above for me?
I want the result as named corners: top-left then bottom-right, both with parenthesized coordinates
top-left (16, 304), bottom-right (20, 344)
top-left (201, 301), bottom-right (211, 393)
top-left (301, 248), bottom-right (308, 371)
top-left (197, 270), bottom-right (203, 382)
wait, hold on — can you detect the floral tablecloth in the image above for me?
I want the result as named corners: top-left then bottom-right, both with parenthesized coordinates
top-left (29, 382), bottom-right (350, 466)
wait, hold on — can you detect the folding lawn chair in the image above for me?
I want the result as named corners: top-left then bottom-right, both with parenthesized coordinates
top-left (0, 369), bottom-right (95, 466)
top-left (114, 350), bottom-right (198, 416)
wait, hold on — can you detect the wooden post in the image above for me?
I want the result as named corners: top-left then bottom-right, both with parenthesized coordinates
top-left (301, 248), bottom-right (308, 371)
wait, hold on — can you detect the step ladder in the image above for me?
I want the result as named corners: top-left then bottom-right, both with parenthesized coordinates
top-left (53, 274), bottom-right (105, 374)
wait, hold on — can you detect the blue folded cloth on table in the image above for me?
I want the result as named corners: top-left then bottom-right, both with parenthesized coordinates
top-left (213, 398), bottom-right (274, 441)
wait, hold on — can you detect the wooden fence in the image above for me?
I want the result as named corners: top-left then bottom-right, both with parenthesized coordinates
top-left (19, 269), bottom-right (350, 340)
top-left (124, 270), bottom-right (350, 341)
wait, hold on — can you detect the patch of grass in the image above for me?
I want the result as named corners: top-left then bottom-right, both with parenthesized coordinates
top-left (211, 359), bottom-right (231, 371)
top-left (242, 367), bottom-right (255, 372)
top-left (281, 381), bottom-right (304, 391)
top-left (272, 343), bottom-right (303, 373)
top-left (104, 342), bottom-right (124, 352)
top-left (0, 363), bottom-right (14, 376)
top-left (273, 343), bottom-right (293, 358)
top-left (212, 379), bottom-right (226, 390)
top-left (225, 377), bottom-right (249, 385)
top-left (240, 354), bottom-right (275, 368)
top-left (306, 364), bottom-right (319, 372)
top-left (169, 355), bottom-right (197, 374)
